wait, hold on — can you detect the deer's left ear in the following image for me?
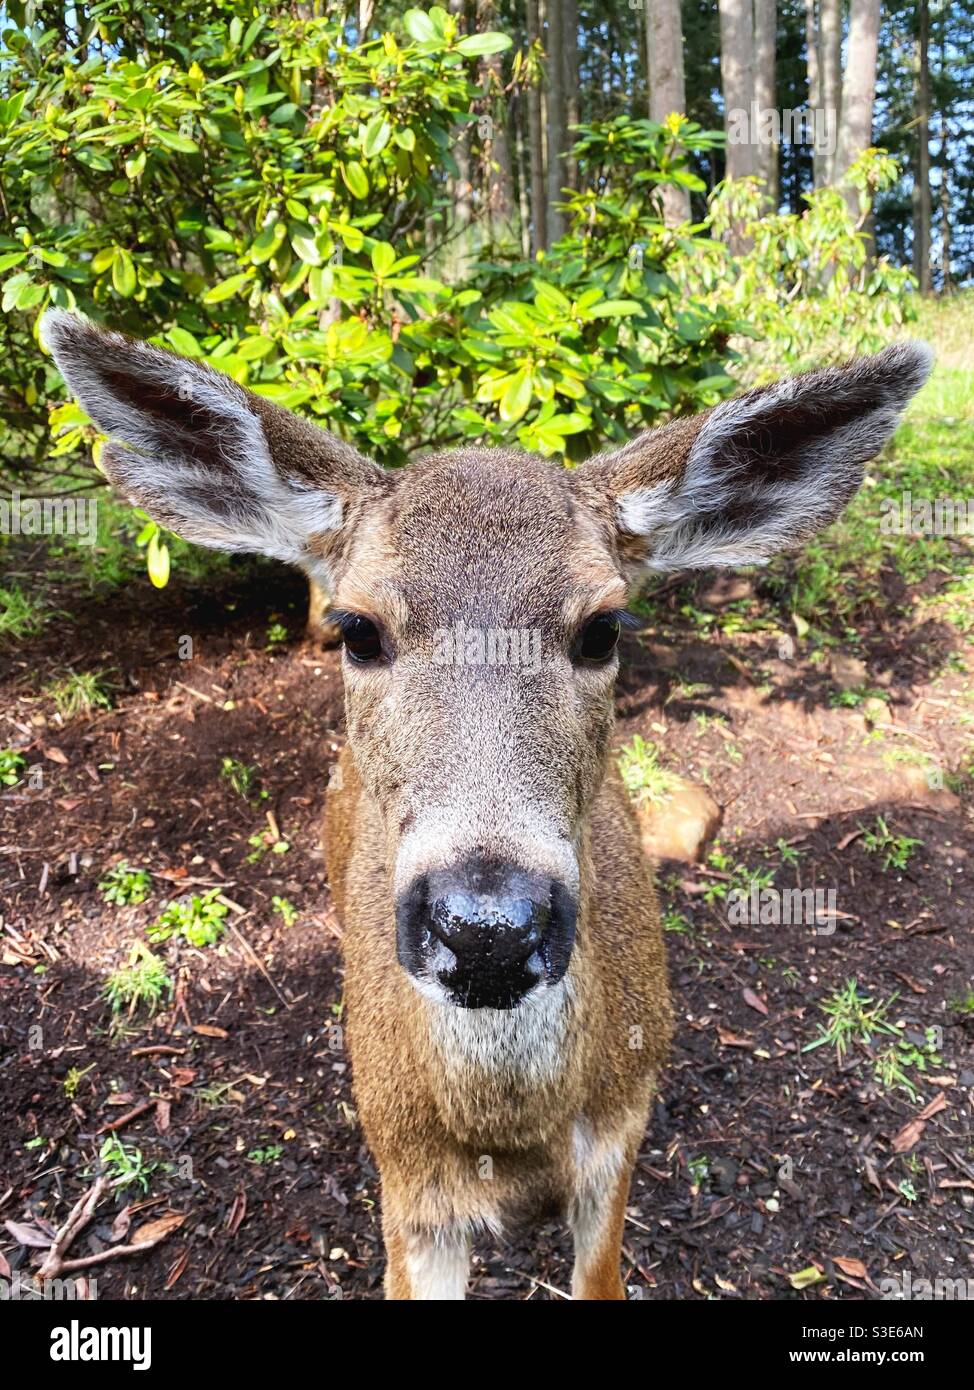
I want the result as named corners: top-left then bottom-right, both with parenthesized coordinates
top-left (573, 342), bottom-right (933, 573)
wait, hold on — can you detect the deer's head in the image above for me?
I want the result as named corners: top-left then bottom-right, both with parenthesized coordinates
top-left (43, 311), bottom-right (931, 1009)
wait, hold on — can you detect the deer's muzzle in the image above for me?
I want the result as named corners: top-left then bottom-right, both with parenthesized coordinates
top-left (395, 858), bottom-right (577, 1010)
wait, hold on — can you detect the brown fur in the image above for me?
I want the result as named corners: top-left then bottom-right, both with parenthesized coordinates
top-left (322, 449), bottom-right (674, 1299)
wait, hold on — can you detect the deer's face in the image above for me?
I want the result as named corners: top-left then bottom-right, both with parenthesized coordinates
top-left (331, 450), bottom-right (624, 1007)
top-left (43, 311), bottom-right (932, 1010)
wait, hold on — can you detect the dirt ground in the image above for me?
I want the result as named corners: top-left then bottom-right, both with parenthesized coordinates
top-left (1, 547), bottom-right (972, 1301)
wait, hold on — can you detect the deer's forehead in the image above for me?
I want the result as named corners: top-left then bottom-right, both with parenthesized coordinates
top-left (335, 452), bottom-right (623, 627)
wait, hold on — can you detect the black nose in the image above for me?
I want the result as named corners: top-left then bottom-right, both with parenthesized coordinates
top-left (396, 859), bottom-right (577, 1009)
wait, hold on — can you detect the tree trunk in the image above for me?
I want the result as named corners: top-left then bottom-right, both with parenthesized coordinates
top-left (477, 0), bottom-right (515, 246)
top-left (718, 0), bottom-right (757, 181)
top-left (448, 0), bottom-right (473, 278)
top-left (562, 0), bottom-right (580, 193)
top-left (819, 0), bottom-right (842, 183)
top-left (526, 0), bottom-right (547, 253)
top-left (835, 0), bottom-right (880, 217)
top-left (753, 0), bottom-right (778, 208)
top-left (358, 0), bottom-right (375, 41)
top-left (646, 0), bottom-right (691, 223)
top-left (514, 92), bottom-right (533, 257)
top-left (544, 0), bottom-right (569, 243)
top-left (805, 0), bottom-right (824, 188)
top-left (914, 0), bottom-right (932, 293)
top-left (937, 10), bottom-right (951, 292)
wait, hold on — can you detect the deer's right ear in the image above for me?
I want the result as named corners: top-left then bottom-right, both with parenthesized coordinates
top-left (40, 310), bottom-right (387, 581)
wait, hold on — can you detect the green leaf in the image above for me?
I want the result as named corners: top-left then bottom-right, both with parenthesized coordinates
top-left (112, 248), bottom-right (137, 297)
top-left (155, 128), bottom-right (199, 155)
top-left (235, 335), bottom-right (274, 361)
top-left (587, 299), bottom-right (641, 318)
top-left (454, 33), bottom-right (512, 57)
top-left (362, 115), bottom-right (391, 158)
top-left (202, 272), bottom-right (253, 304)
top-left (15, 281), bottom-right (45, 310)
top-left (250, 221), bottom-right (286, 265)
top-left (166, 327), bottom-right (201, 357)
top-left (403, 9), bottom-right (439, 43)
top-left (371, 242), bottom-right (396, 276)
top-left (536, 412), bottom-right (589, 435)
top-left (146, 532), bottom-right (170, 589)
top-left (341, 161), bottom-right (369, 199)
top-left (499, 369), bottom-right (533, 423)
top-left (291, 230), bottom-right (322, 266)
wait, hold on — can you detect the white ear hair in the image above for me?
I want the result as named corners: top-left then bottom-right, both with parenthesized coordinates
top-left (41, 309), bottom-right (345, 568)
top-left (616, 341), bottom-right (934, 571)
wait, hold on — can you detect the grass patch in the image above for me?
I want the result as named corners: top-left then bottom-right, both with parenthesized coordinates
top-left (46, 667), bottom-right (114, 718)
top-left (0, 583), bottom-right (48, 641)
top-left (98, 1136), bottom-right (158, 1193)
top-left (803, 978), bottom-right (900, 1060)
top-left (104, 942), bottom-right (173, 1017)
top-left (859, 815), bottom-right (922, 872)
top-left (272, 895), bottom-right (298, 927)
top-left (618, 734), bottom-right (678, 806)
top-left (220, 756), bottom-right (265, 802)
top-left (802, 978), bottom-right (940, 1100)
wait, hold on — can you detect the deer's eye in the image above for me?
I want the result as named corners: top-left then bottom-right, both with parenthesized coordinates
top-left (340, 614), bottom-right (383, 664)
top-left (574, 613), bottom-right (621, 665)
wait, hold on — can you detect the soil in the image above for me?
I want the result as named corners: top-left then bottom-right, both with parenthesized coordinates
top-left (1, 549), bottom-right (972, 1301)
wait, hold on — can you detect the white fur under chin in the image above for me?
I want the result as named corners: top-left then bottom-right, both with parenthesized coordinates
top-left (423, 975), bottom-right (573, 1086)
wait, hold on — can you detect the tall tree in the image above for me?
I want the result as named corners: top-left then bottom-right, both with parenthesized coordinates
top-left (719, 0), bottom-right (758, 179)
top-left (936, 4), bottom-right (953, 291)
top-left (913, 0), bottom-right (932, 291)
top-left (805, 0), bottom-right (825, 187)
top-left (753, 0), bottom-right (779, 206)
top-left (835, 0), bottom-right (881, 213)
top-left (646, 0), bottom-right (691, 222)
top-left (545, 0), bottom-right (569, 243)
top-left (477, 0), bottom-right (515, 246)
top-left (563, 0), bottom-right (580, 194)
top-left (526, 0), bottom-right (547, 253)
top-left (819, 0), bottom-right (843, 182)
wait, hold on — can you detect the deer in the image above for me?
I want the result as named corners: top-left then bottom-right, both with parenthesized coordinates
top-left (42, 310), bottom-right (932, 1299)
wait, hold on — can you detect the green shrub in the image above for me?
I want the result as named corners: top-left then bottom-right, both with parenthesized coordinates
top-left (672, 150), bottom-right (919, 383)
top-left (0, 5), bottom-right (739, 587)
